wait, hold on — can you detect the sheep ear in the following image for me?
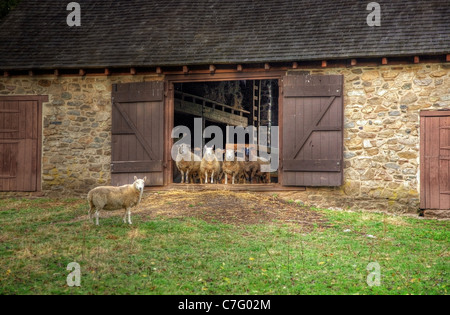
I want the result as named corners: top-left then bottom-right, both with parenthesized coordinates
top-left (143, 176), bottom-right (147, 183)
top-left (134, 176), bottom-right (137, 181)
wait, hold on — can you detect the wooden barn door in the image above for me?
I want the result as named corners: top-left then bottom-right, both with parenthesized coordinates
top-left (0, 96), bottom-right (44, 192)
top-left (420, 111), bottom-right (450, 211)
top-left (282, 74), bottom-right (343, 186)
top-left (111, 82), bottom-right (165, 186)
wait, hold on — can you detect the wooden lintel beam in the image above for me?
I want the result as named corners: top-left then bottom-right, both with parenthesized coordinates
top-left (183, 66), bottom-right (189, 74)
top-left (350, 59), bottom-right (357, 66)
top-left (414, 56), bottom-right (420, 64)
top-left (79, 69), bottom-right (86, 76)
top-left (321, 60), bottom-right (327, 68)
top-left (382, 57), bottom-right (388, 65)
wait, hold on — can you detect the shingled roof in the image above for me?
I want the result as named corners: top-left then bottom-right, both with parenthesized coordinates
top-left (0, 0), bottom-right (448, 70)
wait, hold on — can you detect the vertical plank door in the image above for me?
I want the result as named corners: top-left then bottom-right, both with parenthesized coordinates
top-left (282, 74), bottom-right (344, 186)
top-left (0, 97), bottom-right (43, 192)
top-left (111, 82), bottom-right (165, 186)
top-left (420, 111), bottom-right (450, 210)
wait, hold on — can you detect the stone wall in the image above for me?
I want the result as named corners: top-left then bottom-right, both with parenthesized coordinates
top-left (279, 63), bottom-right (449, 213)
top-left (0, 63), bottom-right (449, 212)
top-left (0, 74), bottom-right (162, 195)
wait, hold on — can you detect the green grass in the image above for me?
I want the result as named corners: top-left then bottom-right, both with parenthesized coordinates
top-left (0, 198), bottom-right (448, 295)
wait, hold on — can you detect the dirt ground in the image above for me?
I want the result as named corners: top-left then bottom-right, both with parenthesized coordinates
top-left (132, 190), bottom-right (328, 232)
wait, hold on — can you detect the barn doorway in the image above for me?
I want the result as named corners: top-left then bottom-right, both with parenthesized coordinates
top-left (172, 79), bottom-right (279, 185)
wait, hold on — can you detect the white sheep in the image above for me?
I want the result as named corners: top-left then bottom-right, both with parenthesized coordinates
top-left (200, 146), bottom-right (221, 184)
top-left (222, 149), bottom-right (244, 184)
top-left (87, 176), bottom-right (147, 225)
top-left (175, 144), bottom-right (201, 184)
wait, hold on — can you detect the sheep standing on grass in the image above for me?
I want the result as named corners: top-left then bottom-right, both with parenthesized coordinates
top-left (175, 144), bottom-right (201, 184)
top-left (87, 176), bottom-right (147, 225)
top-left (222, 149), bottom-right (244, 185)
top-left (200, 146), bottom-right (221, 184)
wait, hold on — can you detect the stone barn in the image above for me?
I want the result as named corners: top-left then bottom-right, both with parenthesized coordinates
top-left (0, 0), bottom-right (449, 216)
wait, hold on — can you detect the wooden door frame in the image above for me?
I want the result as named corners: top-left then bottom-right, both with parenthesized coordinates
top-left (420, 110), bottom-right (450, 210)
top-left (0, 95), bottom-right (47, 192)
top-left (164, 71), bottom-right (286, 186)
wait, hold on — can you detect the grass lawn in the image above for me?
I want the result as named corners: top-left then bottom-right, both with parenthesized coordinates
top-left (0, 193), bottom-right (448, 295)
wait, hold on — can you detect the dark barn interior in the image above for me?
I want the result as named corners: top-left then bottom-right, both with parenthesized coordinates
top-left (173, 80), bottom-right (279, 184)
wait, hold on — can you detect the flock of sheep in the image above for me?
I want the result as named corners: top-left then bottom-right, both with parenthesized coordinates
top-left (175, 144), bottom-right (271, 185)
top-left (87, 144), bottom-right (271, 225)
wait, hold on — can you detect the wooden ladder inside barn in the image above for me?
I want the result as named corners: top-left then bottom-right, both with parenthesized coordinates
top-left (252, 81), bottom-right (262, 143)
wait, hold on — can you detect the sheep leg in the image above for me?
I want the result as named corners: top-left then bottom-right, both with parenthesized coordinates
top-left (186, 170), bottom-right (190, 184)
top-left (205, 171), bottom-right (208, 184)
top-left (225, 174), bottom-right (228, 185)
top-left (88, 206), bottom-right (94, 222)
top-left (232, 174), bottom-right (235, 185)
top-left (127, 208), bottom-right (132, 225)
top-left (180, 170), bottom-right (185, 184)
top-left (211, 171), bottom-right (214, 184)
top-left (123, 209), bottom-right (127, 224)
top-left (95, 209), bottom-right (100, 226)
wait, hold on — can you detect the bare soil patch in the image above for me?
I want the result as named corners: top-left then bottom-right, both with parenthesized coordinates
top-left (135, 190), bottom-right (327, 231)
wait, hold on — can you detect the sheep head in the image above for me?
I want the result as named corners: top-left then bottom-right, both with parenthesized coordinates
top-left (133, 176), bottom-right (147, 192)
top-left (178, 143), bottom-right (191, 156)
top-left (203, 146), bottom-right (216, 161)
top-left (225, 149), bottom-right (235, 161)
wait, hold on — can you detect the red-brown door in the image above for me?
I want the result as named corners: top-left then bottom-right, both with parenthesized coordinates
top-left (111, 82), bottom-right (165, 186)
top-left (420, 111), bottom-right (450, 210)
top-left (0, 96), bottom-right (44, 192)
top-left (282, 74), bottom-right (344, 186)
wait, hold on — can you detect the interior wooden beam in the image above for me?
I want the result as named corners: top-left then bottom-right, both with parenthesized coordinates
top-left (414, 56), bottom-right (420, 64)
top-left (350, 59), bottom-right (357, 66)
top-left (382, 57), bottom-right (388, 65)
